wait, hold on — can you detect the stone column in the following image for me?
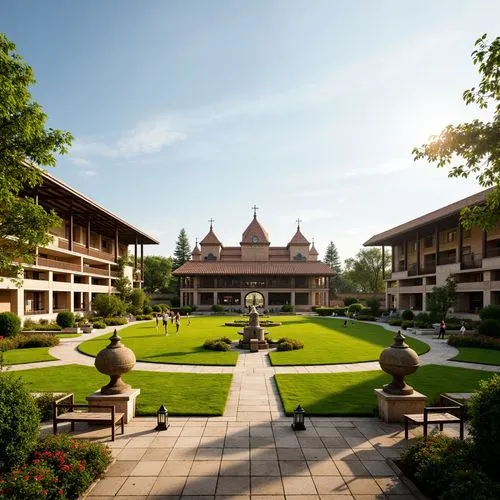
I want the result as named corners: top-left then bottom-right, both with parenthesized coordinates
top-left (483, 272), bottom-right (491, 308)
top-left (213, 291), bottom-right (218, 305)
top-left (290, 291), bottom-right (295, 306)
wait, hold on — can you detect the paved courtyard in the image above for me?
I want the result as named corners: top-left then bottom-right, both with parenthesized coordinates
top-left (26, 320), bottom-right (489, 499)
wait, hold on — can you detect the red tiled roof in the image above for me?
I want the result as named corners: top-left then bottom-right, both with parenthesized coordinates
top-left (200, 228), bottom-right (222, 245)
top-left (173, 261), bottom-right (335, 276)
top-left (309, 244), bottom-right (319, 255)
top-left (288, 229), bottom-right (310, 246)
top-left (364, 188), bottom-right (493, 246)
top-left (241, 217), bottom-right (270, 244)
top-left (191, 244), bottom-right (201, 255)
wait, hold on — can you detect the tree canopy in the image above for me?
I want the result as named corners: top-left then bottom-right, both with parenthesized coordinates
top-left (0, 33), bottom-right (72, 278)
top-left (343, 248), bottom-right (391, 293)
top-left (428, 276), bottom-right (457, 321)
top-left (143, 255), bottom-right (173, 293)
top-left (413, 34), bottom-right (500, 230)
top-left (324, 241), bottom-right (341, 272)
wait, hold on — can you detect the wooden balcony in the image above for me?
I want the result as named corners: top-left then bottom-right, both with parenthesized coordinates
top-left (36, 257), bottom-right (81, 272)
top-left (58, 239), bottom-right (115, 262)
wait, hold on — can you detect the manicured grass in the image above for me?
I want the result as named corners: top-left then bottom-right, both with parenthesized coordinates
top-left (268, 317), bottom-right (429, 365)
top-left (15, 364), bottom-right (232, 415)
top-left (78, 318), bottom-right (241, 365)
top-left (56, 333), bottom-right (82, 339)
top-left (2, 347), bottom-right (57, 365)
top-left (275, 364), bottom-right (494, 415)
top-left (451, 347), bottom-right (500, 366)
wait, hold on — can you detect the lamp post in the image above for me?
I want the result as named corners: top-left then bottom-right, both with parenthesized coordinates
top-left (291, 405), bottom-right (306, 431)
top-left (155, 405), bottom-right (169, 431)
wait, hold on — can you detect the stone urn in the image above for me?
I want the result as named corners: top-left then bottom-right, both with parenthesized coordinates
top-left (379, 330), bottom-right (420, 395)
top-left (95, 329), bottom-right (136, 395)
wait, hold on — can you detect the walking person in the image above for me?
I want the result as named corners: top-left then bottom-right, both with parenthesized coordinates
top-left (175, 312), bottom-right (181, 334)
top-left (162, 311), bottom-right (169, 336)
top-left (460, 321), bottom-right (466, 335)
top-left (187, 312), bottom-right (191, 326)
top-left (438, 319), bottom-right (446, 339)
top-left (170, 310), bottom-right (175, 324)
top-left (155, 313), bottom-right (159, 333)
top-left (351, 312), bottom-right (356, 325)
top-left (343, 317), bottom-right (348, 327)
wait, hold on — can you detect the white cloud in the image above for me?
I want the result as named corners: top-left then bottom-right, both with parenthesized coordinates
top-left (78, 169), bottom-right (97, 178)
top-left (69, 156), bottom-right (92, 166)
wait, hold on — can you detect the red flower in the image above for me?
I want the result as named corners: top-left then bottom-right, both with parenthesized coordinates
top-left (41, 490), bottom-right (48, 496)
top-left (58, 489), bottom-right (63, 496)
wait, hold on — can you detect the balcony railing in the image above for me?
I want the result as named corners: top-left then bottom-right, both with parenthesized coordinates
top-left (110, 270), bottom-right (121, 278)
top-left (36, 257), bottom-right (81, 272)
top-left (420, 264), bottom-right (436, 274)
top-left (461, 254), bottom-right (483, 270)
top-left (57, 239), bottom-right (115, 262)
top-left (83, 265), bottom-right (109, 277)
top-left (24, 308), bottom-right (48, 315)
top-left (486, 247), bottom-right (500, 258)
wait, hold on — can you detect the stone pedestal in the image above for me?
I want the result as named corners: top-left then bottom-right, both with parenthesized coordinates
top-left (87, 388), bottom-right (140, 424)
top-left (250, 339), bottom-right (259, 352)
top-left (374, 388), bottom-right (427, 423)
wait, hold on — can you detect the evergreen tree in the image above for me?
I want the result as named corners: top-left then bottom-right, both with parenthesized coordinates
top-left (173, 229), bottom-right (191, 270)
top-left (324, 241), bottom-right (341, 272)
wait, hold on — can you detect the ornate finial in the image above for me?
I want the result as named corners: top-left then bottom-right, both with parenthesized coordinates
top-left (208, 218), bottom-right (215, 230)
top-left (195, 237), bottom-right (198, 246)
top-left (296, 217), bottom-right (302, 230)
top-left (391, 330), bottom-right (410, 349)
top-left (107, 329), bottom-right (123, 349)
top-left (251, 204), bottom-right (259, 218)
top-left (312, 237), bottom-right (315, 245)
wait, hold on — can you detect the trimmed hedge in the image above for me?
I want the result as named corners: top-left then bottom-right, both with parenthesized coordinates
top-left (316, 307), bottom-right (334, 316)
top-left (171, 306), bottom-right (193, 315)
top-left (388, 318), bottom-right (403, 326)
top-left (103, 317), bottom-right (127, 326)
top-left (0, 313), bottom-right (21, 338)
top-left (276, 337), bottom-right (303, 351)
top-left (479, 305), bottom-right (500, 322)
top-left (356, 315), bottom-right (376, 321)
top-left (348, 303), bottom-right (363, 314)
top-left (448, 334), bottom-right (500, 350)
top-left (203, 337), bottom-right (232, 351)
top-left (0, 334), bottom-right (59, 352)
top-left (401, 309), bottom-right (414, 321)
top-left (401, 320), bottom-right (414, 330)
top-left (92, 321), bottom-right (106, 329)
top-left (281, 304), bottom-right (294, 313)
top-left (22, 323), bottom-right (61, 332)
top-left (135, 314), bottom-right (153, 321)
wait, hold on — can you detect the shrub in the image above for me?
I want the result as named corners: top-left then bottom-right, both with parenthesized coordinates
top-left (203, 338), bottom-right (231, 351)
top-left (92, 294), bottom-right (127, 318)
top-left (281, 304), bottom-right (294, 313)
top-left (479, 305), bottom-right (500, 322)
top-left (401, 309), bottom-right (414, 321)
top-left (32, 392), bottom-right (63, 421)
top-left (388, 319), bottom-right (402, 326)
top-left (343, 297), bottom-right (359, 306)
top-left (39, 318), bottom-right (49, 326)
top-left (135, 314), bottom-right (153, 321)
top-left (170, 306), bottom-right (192, 315)
top-left (415, 312), bottom-right (431, 323)
top-left (22, 323), bottom-right (61, 332)
top-left (401, 320), bottom-right (414, 330)
top-left (0, 462), bottom-right (58, 498)
top-left (103, 317), bottom-right (127, 326)
top-left (92, 321), bottom-right (106, 329)
top-left (276, 337), bottom-right (303, 350)
top-left (15, 334), bottom-right (59, 349)
top-left (56, 311), bottom-right (74, 328)
top-left (469, 374), bottom-right (500, 477)
top-left (152, 304), bottom-right (162, 312)
top-left (277, 341), bottom-right (293, 351)
top-left (448, 334), bottom-right (500, 350)
top-left (157, 303), bottom-right (169, 312)
top-left (348, 303), bottom-right (363, 314)
top-left (0, 373), bottom-right (40, 471)
top-left (366, 298), bottom-right (381, 317)
top-left (478, 319), bottom-right (500, 338)
top-left (143, 305), bottom-right (153, 314)
top-left (211, 304), bottom-right (224, 313)
top-left (356, 315), bottom-right (376, 321)
top-left (359, 307), bottom-right (372, 315)
top-left (316, 307), bottom-right (334, 316)
top-left (399, 434), bottom-right (487, 499)
top-left (332, 307), bottom-right (348, 316)
top-left (0, 313), bottom-right (21, 338)
top-left (0, 337), bottom-right (16, 352)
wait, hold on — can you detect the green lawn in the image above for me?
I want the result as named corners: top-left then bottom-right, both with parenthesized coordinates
top-left (267, 317), bottom-right (429, 365)
top-left (275, 364), bottom-right (494, 415)
top-left (15, 364), bottom-right (232, 415)
top-left (56, 333), bottom-right (82, 339)
top-left (78, 318), bottom-right (241, 365)
top-left (451, 347), bottom-right (500, 366)
top-left (2, 347), bottom-right (57, 365)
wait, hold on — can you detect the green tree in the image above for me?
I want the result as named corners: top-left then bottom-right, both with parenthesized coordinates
top-left (173, 229), bottom-right (191, 270)
top-left (144, 255), bottom-right (173, 293)
top-left (343, 248), bottom-right (391, 293)
top-left (128, 288), bottom-right (149, 315)
top-left (413, 34), bottom-right (500, 230)
top-left (323, 241), bottom-right (355, 296)
top-left (324, 241), bottom-right (341, 272)
top-left (427, 276), bottom-right (457, 321)
top-left (0, 33), bottom-right (72, 278)
top-left (92, 295), bottom-right (126, 318)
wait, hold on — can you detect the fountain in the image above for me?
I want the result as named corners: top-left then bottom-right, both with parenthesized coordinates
top-left (238, 306), bottom-right (269, 349)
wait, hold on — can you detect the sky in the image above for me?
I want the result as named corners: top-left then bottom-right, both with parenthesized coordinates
top-left (3, 1), bottom-right (500, 263)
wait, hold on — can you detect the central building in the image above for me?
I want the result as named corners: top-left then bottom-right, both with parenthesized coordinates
top-left (173, 210), bottom-right (334, 311)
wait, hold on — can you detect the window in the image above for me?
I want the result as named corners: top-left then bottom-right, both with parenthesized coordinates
top-left (424, 236), bottom-right (433, 248)
top-left (463, 228), bottom-right (471, 239)
top-left (446, 230), bottom-right (456, 243)
top-left (205, 253), bottom-right (217, 261)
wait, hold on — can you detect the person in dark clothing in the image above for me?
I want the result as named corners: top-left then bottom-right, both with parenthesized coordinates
top-left (438, 319), bottom-right (446, 339)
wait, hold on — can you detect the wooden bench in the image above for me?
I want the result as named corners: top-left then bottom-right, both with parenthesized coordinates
top-left (52, 393), bottom-right (124, 441)
top-left (404, 395), bottom-right (465, 440)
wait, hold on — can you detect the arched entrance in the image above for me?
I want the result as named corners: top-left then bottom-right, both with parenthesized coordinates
top-left (245, 291), bottom-right (265, 308)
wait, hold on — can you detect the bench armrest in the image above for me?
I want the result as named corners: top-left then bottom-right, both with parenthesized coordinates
top-left (440, 395), bottom-right (463, 407)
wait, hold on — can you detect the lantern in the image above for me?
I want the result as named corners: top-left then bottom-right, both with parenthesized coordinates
top-left (291, 405), bottom-right (306, 431)
top-left (155, 405), bottom-right (169, 431)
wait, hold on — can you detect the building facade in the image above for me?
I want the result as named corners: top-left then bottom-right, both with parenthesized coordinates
top-left (173, 213), bottom-right (334, 311)
top-left (364, 189), bottom-right (500, 318)
top-left (0, 172), bottom-right (158, 321)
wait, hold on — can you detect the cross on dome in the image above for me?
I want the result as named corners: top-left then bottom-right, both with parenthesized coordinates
top-left (208, 218), bottom-right (215, 230)
top-left (251, 204), bottom-right (259, 218)
top-left (296, 217), bottom-right (302, 230)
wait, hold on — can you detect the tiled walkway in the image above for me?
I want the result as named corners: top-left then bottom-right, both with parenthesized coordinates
top-left (79, 415), bottom-right (423, 499)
